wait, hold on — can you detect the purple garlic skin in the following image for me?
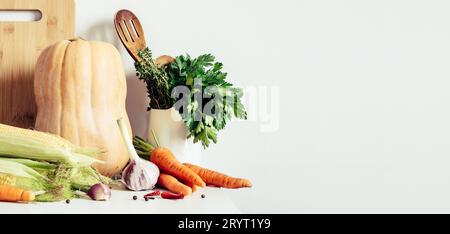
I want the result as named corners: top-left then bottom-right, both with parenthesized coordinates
top-left (87, 183), bottom-right (111, 201)
top-left (122, 159), bottom-right (160, 191)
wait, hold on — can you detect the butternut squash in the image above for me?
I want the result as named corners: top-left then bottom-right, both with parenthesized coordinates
top-left (34, 38), bottom-right (131, 177)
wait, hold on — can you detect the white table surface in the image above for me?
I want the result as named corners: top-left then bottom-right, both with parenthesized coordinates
top-left (0, 187), bottom-right (240, 214)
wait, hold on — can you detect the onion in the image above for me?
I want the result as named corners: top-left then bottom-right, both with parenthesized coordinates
top-left (117, 118), bottom-right (160, 191)
top-left (87, 183), bottom-right (111, 201)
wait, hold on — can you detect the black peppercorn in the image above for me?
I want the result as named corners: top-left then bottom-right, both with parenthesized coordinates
top-left (201, 194), bottom-right (206, 198)
top-left (65, 199), bottom-right (71, 204)
top-left (133, 195), bottom-right (138, 200)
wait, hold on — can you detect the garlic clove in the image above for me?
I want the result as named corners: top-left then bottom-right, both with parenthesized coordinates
top-left (87, 183), bottom-right (111, 201)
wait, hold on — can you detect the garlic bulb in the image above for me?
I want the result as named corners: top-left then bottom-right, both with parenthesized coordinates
top-left (117, 118), bottom-right (159, 191)
top-left (121, 158), bottom-right (159, 191)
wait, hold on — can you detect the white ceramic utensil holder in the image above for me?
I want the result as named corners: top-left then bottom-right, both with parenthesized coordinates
top-left (147, 107), bottom-right (202, 164)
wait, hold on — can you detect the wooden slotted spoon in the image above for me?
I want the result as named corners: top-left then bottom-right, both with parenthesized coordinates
top-left (114, 9), bottom-right (146, 62)
top-left (114, 9), bottom-right (174, 65)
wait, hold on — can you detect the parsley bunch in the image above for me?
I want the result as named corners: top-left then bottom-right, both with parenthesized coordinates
top-left (167, 54), bottom-right (247, 148)
top-left (135, 48), bottom-right (247, 148)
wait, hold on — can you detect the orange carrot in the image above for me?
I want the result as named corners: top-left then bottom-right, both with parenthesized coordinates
top-left (133, 135), bottom-right (206, 187)
top-left (183, 163), bottom-right (252, 189)
top-left (157, 173), bottom-right (192, 196)
top-left (150, 148), bottom-right (206, 187)
top-left (0, 185), bottom-right (35, 202)
top-left (183, 181), bottom-right (202, 193)
top-left (191, 185), bottom-right (201, 193)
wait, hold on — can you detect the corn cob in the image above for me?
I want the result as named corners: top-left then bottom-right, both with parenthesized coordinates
top-left (0, 124), bottom-right (72, 149)
top-left (0, 174), bottom-right (16, 186)
top-left (0, 123), bottom-right (102, 166)
top-left (0, 170), bottom-right (45, 192)
top-left (0, 159), bottom-right (44, 179)
top-left (0, 158), bottom-right (55, 170)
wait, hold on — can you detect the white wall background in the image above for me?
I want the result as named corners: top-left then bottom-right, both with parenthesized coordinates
top-left (77, 0), bottom-right (450, 213)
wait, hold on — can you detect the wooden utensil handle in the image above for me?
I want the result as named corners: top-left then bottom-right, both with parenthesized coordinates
top-left (0, 3), bottom-right (46, 25)
top-left (0, 10), bottom-right (43, 24)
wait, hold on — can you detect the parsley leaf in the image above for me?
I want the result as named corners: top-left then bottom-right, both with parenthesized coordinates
top-left (168, 54), bottom-right (247, 148)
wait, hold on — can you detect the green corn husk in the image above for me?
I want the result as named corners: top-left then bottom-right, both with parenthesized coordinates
top-left (0, 158), bottom-right (56, 170)
top-left (35, 164), bottom-right (112, 202)
top-left (70, 166), bottom-right (112, 191)
top-left (0, 157), bottom-right (111, 202)
top-left (0, 123), bottom-right (103, 166)
top-left (0, 159), bottom-right (48, 191)
top-left (0, 123), bottom-right (113, 202)
top-left (35, 165), bottom-right (76, 202)
top-left (0, 173), bottom-right (46, 191)
top-left (0, 159), bottom-right (45, 180)
top-left (0, 133), bottom-right (102, 166)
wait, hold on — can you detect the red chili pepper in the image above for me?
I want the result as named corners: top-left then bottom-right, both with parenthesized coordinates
top-left (144, 190), bottom-right (161, 197)
top-left (161, 191), bottom-right (184, 200)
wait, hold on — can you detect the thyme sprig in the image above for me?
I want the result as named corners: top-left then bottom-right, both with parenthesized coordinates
top-left (135, 48), bottom-right (173, 110)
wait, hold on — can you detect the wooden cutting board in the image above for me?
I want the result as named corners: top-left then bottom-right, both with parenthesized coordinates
top-left (0, 0), bottom-right (75, 128)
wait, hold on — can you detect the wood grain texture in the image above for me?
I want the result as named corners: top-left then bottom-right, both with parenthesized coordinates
top-left (0, 0), bottom-right (75, 128)
top-left (114, 9), bottom-right (146, 62)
